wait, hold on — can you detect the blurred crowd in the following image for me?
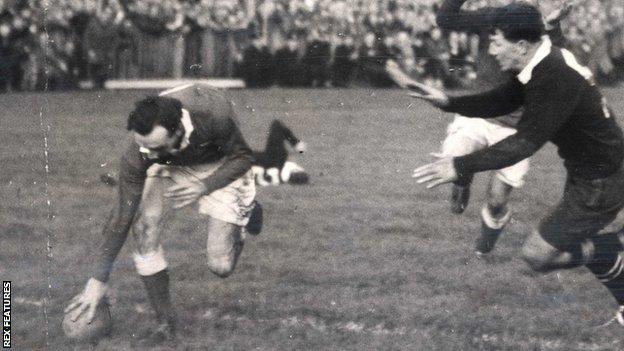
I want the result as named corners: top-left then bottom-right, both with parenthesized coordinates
top-left (0, 0), bottom-right (623, 92)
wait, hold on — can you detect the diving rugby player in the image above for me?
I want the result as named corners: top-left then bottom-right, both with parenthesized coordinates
top-left (65, 83), bottom-right (259, 344)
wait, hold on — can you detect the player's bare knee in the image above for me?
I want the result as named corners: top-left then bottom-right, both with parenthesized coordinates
top-left (522, 248), bottom-right (551, 273)
top-left (206, 256), bottom-right (236, 278)
top-left (521, 231), bottom-right (557, 273)
top-left (207, 239), bottom-right (243, 278)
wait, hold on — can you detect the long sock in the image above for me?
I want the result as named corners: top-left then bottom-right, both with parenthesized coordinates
top-left (141, 269), bottom-right (175, 327)
top-left (586, 233), bottom-right (624, 305)
top-left (476, 205), bottom-right (511, 254)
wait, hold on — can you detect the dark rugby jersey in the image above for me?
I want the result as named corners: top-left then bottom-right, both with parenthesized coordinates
top-left (448, 40), bottom-right (624, 180)
top-left (92, 84), bottom-right (252, 282)
top-left (436, 0), bottom-right (567, 128)
top-left (120, 83), bottom-right (253, 195)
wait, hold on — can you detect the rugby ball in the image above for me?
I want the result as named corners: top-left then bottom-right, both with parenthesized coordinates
top-left (62, 302), bottom-right (112, 342)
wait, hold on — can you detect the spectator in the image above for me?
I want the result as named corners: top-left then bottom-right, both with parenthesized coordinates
top-left (357, 31), bottom-right (393, 87)
top-left (0, 0), bottom-right (623, 90)
top-left (68, 10), bottom-right (92, 80)
top-left (331, 34), bottom-right (357, 87)
top-left (83, 7), bottom-right (120, 89)
top-left (115, 19), bottom-right (140, 79)
top-left (274, 34), bottom-right (301, 87)
top-left (301, 29), bottom-right (330, 87)
top-left (421, 28), bottom-right (450, 88)
top-left (46, 22), bottom-right (80, 91)
top-left (237, 35), bottom-right (275, 88)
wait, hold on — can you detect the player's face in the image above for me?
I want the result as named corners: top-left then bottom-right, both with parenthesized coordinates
top-left (488, 30), bottom-right (523, 72)
top-left (134, 125), bottom-right (181, 159)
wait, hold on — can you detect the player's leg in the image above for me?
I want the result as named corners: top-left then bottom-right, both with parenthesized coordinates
top-left (475, 158), bottom-right (528, 254)
top-left (131, 167), bottom-right (176, 342)
top-left (584, 172), bottom-right (624, 321)
top-left (522, 171), bottom-right (624, 322)
top-left (521, 177), bottom-right (605, 272)
top-left (521, 229), bottom-right (592, 272)
top-left (196, 168), bottom-right (256, 277)
top-left (475, 177), bottom-right (514, 254)
top-left (441, 116), bottom-right (484, 214)
top-left (204, 217), bottom-right (245, 277)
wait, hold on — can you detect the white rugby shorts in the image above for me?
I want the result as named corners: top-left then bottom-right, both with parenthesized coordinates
top-left (441, 115), bottom-right (529, 188)
top-left (146, 161), bottom-right (256, 226)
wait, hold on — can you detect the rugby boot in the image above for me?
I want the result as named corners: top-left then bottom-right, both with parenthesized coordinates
top-left (475, 221), bottom-right (504, 255)
top-left (246, 201), bottom-right (263, 236)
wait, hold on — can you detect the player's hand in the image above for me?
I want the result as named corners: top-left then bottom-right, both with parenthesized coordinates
top-left (544, 2), bottom-right (572, 25)
top-left (64, 278), bottom-right (108, 323)
top-left (165, 181), bottom-right (208, 209)
top-left (385, 59), bottom-right (450, 108)
top-left (406, 84), bottom-right (449, 108)
top-left (385, 59), bottom-right (412, 89)
top-left (412, 153), bottom-right (458, 189)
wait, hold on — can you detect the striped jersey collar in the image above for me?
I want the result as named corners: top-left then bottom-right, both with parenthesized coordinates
top-left (517, 36), bottom-right (551, 85)
top-left (138, 108), bottom-right (194, 154)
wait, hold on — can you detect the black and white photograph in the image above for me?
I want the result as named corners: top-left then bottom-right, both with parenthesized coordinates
top-left (2, 0), bottom-right (624, 349)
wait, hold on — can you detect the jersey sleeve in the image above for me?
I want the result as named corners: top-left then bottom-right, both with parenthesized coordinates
top-left (444, 78), bottom-right (524, 117)
top-left (453, 68), bottom-right (581, 176)
top-left (202, 108), bottom-right (254, 194)
top-left (92, 141), bottom-right (148, 282)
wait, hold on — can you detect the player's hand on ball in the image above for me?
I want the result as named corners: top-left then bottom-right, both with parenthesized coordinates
top-left (64, 278), bottom-right (108, 323)
top-left (165, 181), bottom-right (208, 209)
top-left (412, 153), bottom-right (458, 189)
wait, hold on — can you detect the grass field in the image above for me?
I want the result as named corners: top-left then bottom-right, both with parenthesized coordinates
top-left (2, 86), bottom-right (624, 350)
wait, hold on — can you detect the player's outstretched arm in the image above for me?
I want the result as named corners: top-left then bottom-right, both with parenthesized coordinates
top-left (65, 149), bottom-right (145, 322)
top-left (385, 60), bottom-right (450, 108)
top-left (412, 153), bottom-right (458, 189)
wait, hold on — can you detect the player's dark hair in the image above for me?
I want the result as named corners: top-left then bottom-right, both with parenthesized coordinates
top-left (491, 3), bottom-right (544, 43)
top-left (127, 96), bottom-right (183, 136)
